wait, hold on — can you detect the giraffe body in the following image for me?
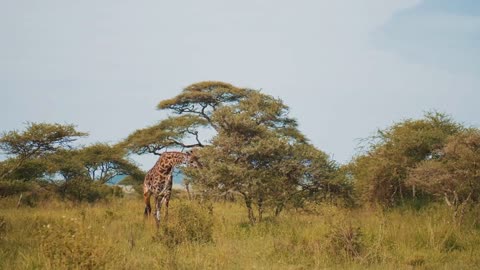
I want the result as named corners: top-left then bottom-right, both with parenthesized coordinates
top-left (143, 151), bottom-right (196, 226)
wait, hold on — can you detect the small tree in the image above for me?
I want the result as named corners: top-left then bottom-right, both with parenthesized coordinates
top-left (0, 123), bottom-right (87, 179)
top-left (407, 130), bottom-right (480, 215)
top-left (184, 90), bottom-right (335, 223)
top-left (350, 112), bottom-right (463, 206)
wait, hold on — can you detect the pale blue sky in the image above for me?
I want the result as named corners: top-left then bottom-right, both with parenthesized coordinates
top-left (1, 0), bottom-right (479, 168)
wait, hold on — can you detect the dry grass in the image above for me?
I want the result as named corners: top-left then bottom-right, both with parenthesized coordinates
top-left (1, 194), bottom-right (480, 269)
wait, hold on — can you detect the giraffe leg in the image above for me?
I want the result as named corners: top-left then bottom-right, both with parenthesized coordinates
top-left (161, 194), bottom-right (170, 222)
top-left (143, 189), bottom-right (152, 217)
top-left (154, 195), bottom-right (163, 228)
top-left (163, 176), bottom-right (173, 221)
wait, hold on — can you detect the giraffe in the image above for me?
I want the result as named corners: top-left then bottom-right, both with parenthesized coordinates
top-left (143, 151), bottom-right (198, 226)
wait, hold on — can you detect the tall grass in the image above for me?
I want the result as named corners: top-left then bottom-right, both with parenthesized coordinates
top-left (1, 194), bottom-right (480, 269)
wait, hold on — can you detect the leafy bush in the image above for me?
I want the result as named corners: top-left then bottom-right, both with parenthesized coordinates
top-left (57, 178), bottom-right (123, 203)
top-left (158, 201), bottom-right (213, 247)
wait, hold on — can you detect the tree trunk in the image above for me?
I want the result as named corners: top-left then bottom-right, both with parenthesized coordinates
top-left (257, 197), bottom-right (264, 223)
top-left (185, 182), bottom-right (192, 200)
top-left (244, 196), bottom-right (256, 224)
top-left (0, 157), bottom-right (27, 179)
top-left (16, 193), bottom-right (23, 208)
top-left (275, 203), bottom-right (284, 217)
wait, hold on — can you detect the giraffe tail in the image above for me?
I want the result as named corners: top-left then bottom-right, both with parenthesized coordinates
top-left (143, 187), bottom-right (152, 217)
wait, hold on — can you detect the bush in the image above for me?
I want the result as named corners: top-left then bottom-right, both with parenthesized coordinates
top-left (0, 180), bottom-right (56, 207)
top-left (57, 178), bottom-right (123, 203)
top-left (327, 222), bottom-right (363, 260)
top-left (0, 180), bottom-right (35, 197)
top-left (37, 217), bottom-right (112, 269)
top-left (157, 201), bottom-right (213, 247)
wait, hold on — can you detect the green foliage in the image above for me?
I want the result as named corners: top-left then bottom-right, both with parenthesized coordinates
top-left (351, 112), bottom-right (463, 206)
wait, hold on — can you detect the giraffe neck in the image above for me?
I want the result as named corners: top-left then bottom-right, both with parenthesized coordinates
top-left (153, 152), bottom-right (189, 175)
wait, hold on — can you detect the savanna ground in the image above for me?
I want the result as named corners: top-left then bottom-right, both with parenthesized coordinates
top-left (1, 192), bottom-right (480, 270)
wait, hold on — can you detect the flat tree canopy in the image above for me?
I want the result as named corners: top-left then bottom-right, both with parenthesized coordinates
top-left (0, 122), bottom-right (87, 179)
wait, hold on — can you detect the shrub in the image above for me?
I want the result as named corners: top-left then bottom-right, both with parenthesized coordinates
top-left (327, 222), bottom-right (363, 260)
top-left (0, 180), bottom-right (56, 207)
top-left (57, 178), bottom-right (123, 203)
top-left (157, 201), bottom-right (213, 247)
top-left (0, 180), bottom-right (35, 197)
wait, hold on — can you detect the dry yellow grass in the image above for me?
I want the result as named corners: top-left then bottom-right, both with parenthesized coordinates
top-left (1, 194), bottom-right (480, 269)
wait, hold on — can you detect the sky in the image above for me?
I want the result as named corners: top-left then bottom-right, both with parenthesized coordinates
top-left (1, 0), bottom-right (479, 169)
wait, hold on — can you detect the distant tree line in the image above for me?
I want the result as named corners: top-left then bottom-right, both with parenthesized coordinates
top-left (1, 81), bottom-right (479, 222)
top-left (0, 123), bottom-right (143, 203)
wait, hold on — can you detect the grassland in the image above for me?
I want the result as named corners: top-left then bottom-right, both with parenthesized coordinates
top-left (1, 193), bottom-right (480, 270)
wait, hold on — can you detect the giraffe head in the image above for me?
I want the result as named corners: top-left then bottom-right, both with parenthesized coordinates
top-left (185, 149), bottom-right (201, 168)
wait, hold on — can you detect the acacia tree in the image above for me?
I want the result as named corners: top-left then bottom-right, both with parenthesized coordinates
top-left (350, 112), bottom-right (463, 206)
top-left (47, 144), bottom-right (144, 183)
top-left (213, 93), bottom-right (341, 222)
top-left (0, 123), bottom-right (87, 179)
top-left (124, 81), bottom-right (343, 222)
top-left (123, 82), bottom-right (251, 156)
top-left (80, 143), bottom-right (143, 183)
